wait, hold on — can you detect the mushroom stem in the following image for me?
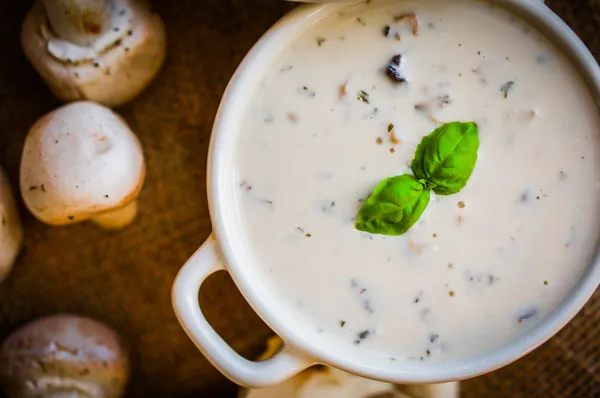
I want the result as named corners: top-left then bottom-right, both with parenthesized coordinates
top-left (42, 0), bottom-right (112, 46)
top-left (91, 200), bottom-right (137, 229)
top-left (32, 376), bottom-right (100, 397)
top-left (37, 393), bottom-right (83, 398)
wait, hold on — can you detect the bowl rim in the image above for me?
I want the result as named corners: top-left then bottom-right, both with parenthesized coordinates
top-left (207, 0), bottom-right (600, 383)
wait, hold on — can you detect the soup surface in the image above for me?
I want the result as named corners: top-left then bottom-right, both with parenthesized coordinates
top-left (233, 0), bottom-right (600, 361)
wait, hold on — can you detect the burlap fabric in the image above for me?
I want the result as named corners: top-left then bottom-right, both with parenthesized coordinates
top-left (0, 0), bottom-right (597, 396)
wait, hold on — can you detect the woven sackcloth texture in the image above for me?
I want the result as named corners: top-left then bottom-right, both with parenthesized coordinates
top-left (0, 0), bottom-right (598, 397)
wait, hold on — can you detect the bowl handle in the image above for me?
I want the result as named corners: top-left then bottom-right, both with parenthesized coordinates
top-left (171, 234), bottom-right (315, 387)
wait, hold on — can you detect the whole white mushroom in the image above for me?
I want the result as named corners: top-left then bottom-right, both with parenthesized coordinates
top-left (0, 314), bottom-right (129, 398)
top-left (20, 101), bottom-right (145, 229)
top-left (240, 337), bottom-right (460, 398)
top-left (0, 168), bottom-right (23, 283)
top-left (21, 0), bottom-right (166, 107)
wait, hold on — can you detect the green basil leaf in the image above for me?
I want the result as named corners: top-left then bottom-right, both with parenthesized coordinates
top-left (355, 174), bottom-right (430, 236)
top-left (411, 133), bottom-right (431, 182)
top-left (411, 121), bottom-right (479, 195)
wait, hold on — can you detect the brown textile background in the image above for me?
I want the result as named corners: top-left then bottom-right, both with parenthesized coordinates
top-left (0, 0), bottom-right (598, 397)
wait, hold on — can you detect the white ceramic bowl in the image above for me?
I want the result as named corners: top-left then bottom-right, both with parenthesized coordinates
top-left (172, 0), bottom-right (600, 388)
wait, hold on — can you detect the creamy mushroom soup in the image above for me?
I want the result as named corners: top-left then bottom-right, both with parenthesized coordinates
top-left (233, 0), bottom-right (600, 361)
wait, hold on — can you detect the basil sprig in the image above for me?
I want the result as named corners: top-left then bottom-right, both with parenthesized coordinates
top-left (356, 122), bottom-right (479, 236)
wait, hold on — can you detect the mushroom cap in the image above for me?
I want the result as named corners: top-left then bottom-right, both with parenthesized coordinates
top-left (240, 337), bottom-right (400, 398)
top-left (21, 0), bottom-right (166, 107)
top-left (20, 101), bottom-right (145, 226)
top-left (0, 314), bottom-right (129, 398)
top-left (242, 366), bottom-right (401, 398)
top-left (295, 369), bottom-right (403, 398)
top-left (0, 168), bottom-right (23, 282)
